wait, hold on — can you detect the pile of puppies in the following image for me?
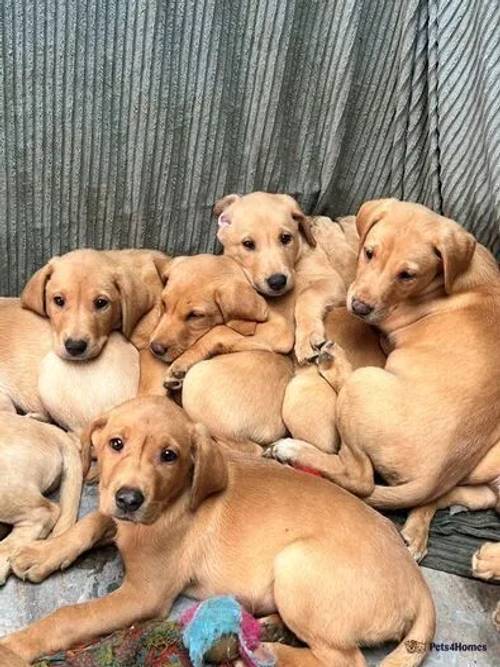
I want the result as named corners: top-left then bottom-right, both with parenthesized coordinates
top-left (0, 193), bottom-right (499, 667)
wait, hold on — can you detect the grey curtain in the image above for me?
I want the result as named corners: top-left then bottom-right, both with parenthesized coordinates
top-left (1, 0), bottom-right (499, 295)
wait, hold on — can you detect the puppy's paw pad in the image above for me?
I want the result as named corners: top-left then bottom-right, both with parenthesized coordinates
top-left (163, 377), bottom-right (184, 392)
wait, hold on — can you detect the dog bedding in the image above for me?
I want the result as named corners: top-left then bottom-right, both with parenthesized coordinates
top-left (389, 509), bottom-right (500, 580)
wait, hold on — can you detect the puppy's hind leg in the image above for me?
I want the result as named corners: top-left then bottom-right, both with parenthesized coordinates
top-left (282, 366), bottom-right (339, 453)
top-left (0, 490), bottom-right (59, 584)
top-left (270, 541), bottom-right (367, 667)
top-left (402, 485), bottom-right (497, 563)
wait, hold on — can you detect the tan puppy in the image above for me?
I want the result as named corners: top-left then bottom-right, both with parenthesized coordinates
top-left (38, 332), bottom-right (140, 432)
top-left (214, 191), bottom-right (358, 363)
top-left (214, 192), bottom-right (384, 452)
top-left (267, 200), bottom-right (500, 513)
top-left (148, 253), bottom-right (293, 443)
top-left (0, 299), bottom-right (52, 416)
top-left (4, 397), bottom-right (435, 666)
top-left (0, 414), bottom-right (83, 585)
top-left (150, 254), bottom-right (291, 386)
top-left (22, 248), bottom-right (170, 360)
top-left (0, 249), bottom-right (169, 418)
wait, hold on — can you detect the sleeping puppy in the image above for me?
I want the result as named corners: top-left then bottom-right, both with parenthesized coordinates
top-left (149, 254), bottom-right (293, 444)
top-left (22, 248), bottom-right (170, 361)
top-left (150, 253), bottom-right (291, 388)
top-left (0, 413), bottom-right (84, 585)
top-left (2, 397), bottom-right (435, 667)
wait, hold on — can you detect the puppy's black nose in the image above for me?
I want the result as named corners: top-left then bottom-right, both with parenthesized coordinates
top-left (150, 341), bottom-right (167, 357)
top-left (351, 298), bottom-right (374, 317)
top-left (65, 338), bottom-right (88, 356)
top-left (266, 273), bottom-right (287, 292)
top-left (115, 487), bottom-right (145, 513)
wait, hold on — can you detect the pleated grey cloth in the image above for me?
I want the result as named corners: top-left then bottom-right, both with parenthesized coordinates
top-left (0, 0), bottom-right (499, 295)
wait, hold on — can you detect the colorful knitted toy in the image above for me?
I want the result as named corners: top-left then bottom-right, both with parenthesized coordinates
top-left (180, 596), bottom-right (276, 667)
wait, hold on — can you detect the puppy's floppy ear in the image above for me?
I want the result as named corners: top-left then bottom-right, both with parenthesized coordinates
top-left (80, 414), bottom-right (108, 481)
top-left (356, 199), bottom-right (395, 248)
top-left (159, 256), bottom-right (188, 285)
top-left (225, 319), bottom-right (258, 336)
top-left (433, 221), bottom-right (476, 294)
top-left (114, 268), bottom-right (156, 339)
top-left (276, 194), bottom-right (316, 247)
top-left (190, 423), bottom-right (228, 511)
top-left (21, 261), bottom-right (55, 315)
top-left (150, 252), bottom-right (173, 283)
top-left (213, 193), bottom-right (240, 217)
top-left (215, 280), bottom-right (269, 324)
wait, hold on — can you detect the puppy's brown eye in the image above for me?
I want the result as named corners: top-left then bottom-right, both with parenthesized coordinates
top-left (160, 448), bottom-right (177, 463)
top-left (398, 270), bottom-right (415, 281)
top-left (186, 311), bottom-right (203, 321)
top-left (364, 247), bottom-right (374, 261)
top-left (94, 297), bottom-right (110, 310)
top-left (242, 239), bottom-right (256, 251)
top-left (279, 232), bottom-right (293, 245)
top-left (109, 437), bottom-right (124, 452)
top-left (53, 295), bottom-right (65, 308)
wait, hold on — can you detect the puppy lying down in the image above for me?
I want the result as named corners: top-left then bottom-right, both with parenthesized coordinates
top-left (3, 397), bottom-right (435, 667)
top-left (0, 414), bottom-right (84, 586)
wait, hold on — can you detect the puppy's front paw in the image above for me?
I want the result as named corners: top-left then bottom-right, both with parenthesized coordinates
top-left (10, 542), bottom-right (71, 583)
top-left (472, 542), bottom-right (500, 581)
top-left (163, 364), bottom-right (188, 392)
top-left (294, 332), bottom-right (326, 365)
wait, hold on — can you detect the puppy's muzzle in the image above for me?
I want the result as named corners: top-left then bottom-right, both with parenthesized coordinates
top-left (115, 486), bottom-right (145, 513)
top-left (64, 337), bottom-right (89, 357)
top-left (150, 341), bottom-right (168, 358)
top-left (266, 273), bottom-right (287, 292)
top-left (350, 298), bottom-right (374, 318)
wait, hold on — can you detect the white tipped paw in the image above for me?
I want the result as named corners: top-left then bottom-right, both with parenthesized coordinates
top-left (263, 438), bottom-right (307, 465)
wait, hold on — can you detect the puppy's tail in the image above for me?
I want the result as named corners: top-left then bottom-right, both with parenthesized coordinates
top-left (365, 478), bottom-right (445, 510)
top-left (51, 433), bottom-right (84, 536)
top-left (381, 591), bottom-right (436, 666)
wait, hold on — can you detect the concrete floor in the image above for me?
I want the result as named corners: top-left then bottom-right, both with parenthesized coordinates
top-left (1, 486), bottom-right (498, 665)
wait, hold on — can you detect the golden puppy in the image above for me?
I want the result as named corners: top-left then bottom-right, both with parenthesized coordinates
top-left (148, 253), bottom-right (293, 443)
top-left (214, 192), bottom-right (384, 452)
top-left (0, 414), bottom-right (83, 585)
top-left (4, 397), bottom-right (435, 666)
top-left (0, 298), bottom-right (52, 416)
top-left (267, 200), bottom-right (500, 515)
top-left (214, 191), bottom-right (359, 363)
top-left (22, 249), bottom-right (170, 360)
top-left (150, 254), bottom-right (292, 387)
top-left (38, 332), bottom-right (140, 432)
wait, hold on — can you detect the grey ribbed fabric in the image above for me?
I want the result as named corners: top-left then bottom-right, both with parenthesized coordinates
top-left (0, 0), bottom-right (499, 295)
